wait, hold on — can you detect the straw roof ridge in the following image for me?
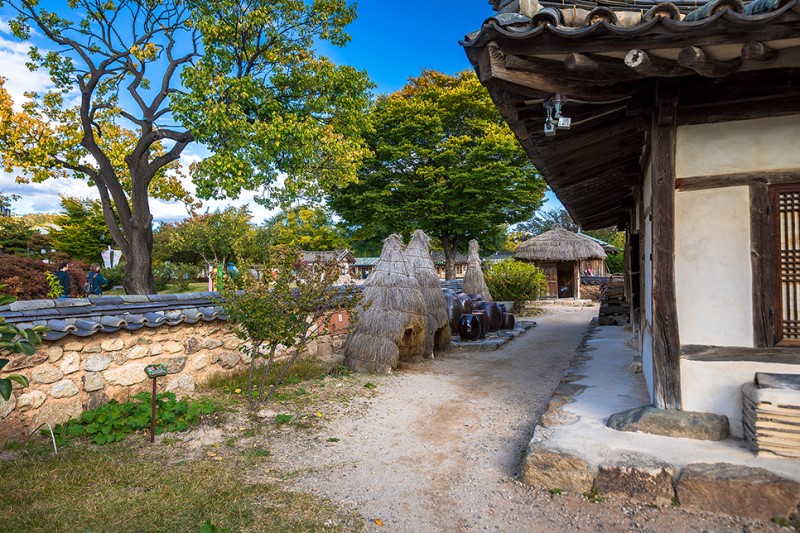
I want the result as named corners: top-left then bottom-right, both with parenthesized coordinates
top-left (514, 227), bottom-right (607, 262)
top-left (463, 239), bottom-right (493, 301)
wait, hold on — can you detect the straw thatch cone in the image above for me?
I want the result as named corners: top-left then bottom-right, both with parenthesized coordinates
top-left (463, 239), bottom-right (493, 301)
top-left (405, 230), bottom-right (451, 355)
top-left (343, 234), bottom-right (427, 374)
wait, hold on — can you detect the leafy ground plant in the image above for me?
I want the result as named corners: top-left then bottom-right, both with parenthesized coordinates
top-left (0, 286), bottom-right (46, 400)
top-left (49, 392), bottom-right (216, 445)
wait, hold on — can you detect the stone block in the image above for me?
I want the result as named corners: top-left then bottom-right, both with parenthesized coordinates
top-left (184, 336), bottom-right (201, 355)
top-left (31, 364), bottom-right (64, 384)
top-left (111, 351), bottom-right (126, 365)
top-left (204, 338), bottom-right (224, 350)
top-left (51, 379), bottom-right (79, 398)
top-left (82, 343), bottom-right (102, 354)
top-left (64, 341), bottom-right (83, 352)
top-left (47, 345), bottom-right (64, 363)
top-left (149, 343), bottom-right (163, 355)
top-left (0, 394), bottom-right (16, 418)
top-left (82, 372), bottom-right (105, 392)
top-left (101, 337), bottom-right (124, 351)
top-left (607, 405), bottom-right (729, 441)
top-left (60, 352), bottom-right (81, 375)
top-left (162, 341), bottom-right (183, 354)
top-left (32, 397), bottom-right (82, 430)
top-left (218, 351), bottom-right (240, 369)
top-left (595, 457), bottom-right (676, 505)
top-left (136, 337), bottom-right (153, 345)
top-left (17, 390), bottom-right (46, 411)
top-left (522, 443), bottom-right (594, 494)
top-left (165, 374), bottom-right (195, 394)
top-left (87, 391), bottom-right (109, 410)
top-left (157, 356), bottom-right (187, 374)
top-left (127, 345), bottom-right (149, 360)
top-left (85, 354), bottom-right (111, 372)
top-left (223, 337), bottom-right (240, 350)
top-left (676, 462), bottom-right (800, 520)
top-left (105, 362), bottom-right (148, 386)
top-left (191, 353), bottom-right (210, 370)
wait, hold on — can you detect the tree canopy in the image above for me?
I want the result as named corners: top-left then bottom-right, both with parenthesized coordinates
top-left (50, 197), bottom-right (114, 263)
top-left (0, 0), bottom-right (371, 293)
top-left (328, 70), bottom-right (546, 278)
top-left (266, 206), bottom-right (348, 251)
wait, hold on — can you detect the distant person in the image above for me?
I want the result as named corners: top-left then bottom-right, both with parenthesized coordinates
top-left (85, 263), bottom-right (108, 295)
top-left (55, 262), bottom-right (70, 298)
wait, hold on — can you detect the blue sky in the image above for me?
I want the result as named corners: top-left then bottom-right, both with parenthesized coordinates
top-left (0, 1), bottom-right (559, 220)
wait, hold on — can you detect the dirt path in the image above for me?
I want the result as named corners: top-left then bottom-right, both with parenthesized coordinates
top-left (266, 305), bottom-right (597, 530)
top-left (235, 304), bottom-right (782, 532)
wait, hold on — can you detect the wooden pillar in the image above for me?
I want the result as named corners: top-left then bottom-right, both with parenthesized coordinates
top-left (750, 184), bottom-right (772, 347)
top-left (574, 262), bottom-right (580, 300)
top-left (651, 79), bottom-right (681, 410)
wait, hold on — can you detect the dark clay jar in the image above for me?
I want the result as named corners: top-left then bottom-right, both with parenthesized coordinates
top-left (474, 301), bottom-right (502, 331)
top-left (471, 310), bottom-right (489, 339)
top-left (457, 294), bottom-right (473, 315)
top-left (502, 312), bottom-right (515, 330)
top-left (459, 314), bottom-right (481, 341)
top-left (443, 291), bottom-right (465, 335)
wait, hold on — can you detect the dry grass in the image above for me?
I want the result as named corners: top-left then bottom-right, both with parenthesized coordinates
top-left (0, 443), bottom-right (363, 532)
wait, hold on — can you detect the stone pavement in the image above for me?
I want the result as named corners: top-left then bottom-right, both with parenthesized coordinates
top-left (522, 320), bottom-right (800, 521)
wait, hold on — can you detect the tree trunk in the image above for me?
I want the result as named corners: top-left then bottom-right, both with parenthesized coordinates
top-left (442, 235), bottom-right (457, 280)
top-left (123, 225), bottom-right (156, 294)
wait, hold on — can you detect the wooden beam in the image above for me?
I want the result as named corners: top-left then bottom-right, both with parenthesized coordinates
top-left (741, 41), bottom-right (778, 61)
top-left (479, 44), bottom-right (644, 101)
top-left (625, 49), bottom-right (693, 77)
top-left (675, 170), bottom-right (800, 191)
top-left (677, 96), bottom-right (800, 126)
top-left (750, 184), bottom-right (773, 348)
top-left (678, 46), bottom-right (743, 78)
top-left (650, 78), bottom-right (681, 410)
top-left (681, 345), bottom-right (800, 363)
top-left (564, 53), bottom-right (643, 80)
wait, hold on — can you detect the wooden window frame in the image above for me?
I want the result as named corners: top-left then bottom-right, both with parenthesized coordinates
top-left (770, 182), bottom-right (800, 347)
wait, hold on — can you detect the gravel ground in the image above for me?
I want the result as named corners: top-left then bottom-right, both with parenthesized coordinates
top-left (240, 304), bottom-right (785, 532)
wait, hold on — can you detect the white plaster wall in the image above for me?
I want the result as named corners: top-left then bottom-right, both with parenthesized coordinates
top-left (675, 187), bottom-right (753, 347)
top-left (676, 115), bottom-right (800, 178)
top-left (681, 359), bottom-right (800, 437)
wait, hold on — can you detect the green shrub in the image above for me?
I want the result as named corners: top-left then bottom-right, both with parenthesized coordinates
top-left (484, 259), bottom-right (547, 302)
top-left (101, 264), bottom-right (125, 288)
top-left (152, 261), bottom-right (198, 292)
top-left (48, 391), bottom-right (216, 445)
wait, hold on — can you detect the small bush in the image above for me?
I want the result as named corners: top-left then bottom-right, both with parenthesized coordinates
top-left (152, 261), bottom-right (198, 292)
top-left (101, 264), bottom-right (125, 288)
top-left (484, 259), bottom-right (547, 303)
top-left (0, 255), bottom-right (89, 300)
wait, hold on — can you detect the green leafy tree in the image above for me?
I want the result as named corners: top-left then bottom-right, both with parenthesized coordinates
top-left (517, 207), bottom-right (579, 238)
top-left (163, 206), bottom-right (269, 278)
top-left (0, 0), bottom-right (371, 294)
top-left (484, 259), bottom-right (547, 303)
top-left (222, 247), bottom-right (362, 402)
top-left (50, 197), bottom-right (113, 263)
top-left (267, 206), bottom-right (348, 251)
top-left (328, 70), bottom-right (546, 279)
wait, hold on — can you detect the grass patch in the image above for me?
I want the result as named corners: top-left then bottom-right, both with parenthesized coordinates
top-left (0, 444), bottom-right (362, 532)
top-left (105, 282), bottom-right (209, 296)
top-left (203, 357), bottom-right (332, 397)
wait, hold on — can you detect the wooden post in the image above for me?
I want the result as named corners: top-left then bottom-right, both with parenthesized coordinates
top-left (751, 184), bottom-right (773, 347)
top-left (574, 262), bottom-right (581, 300)
top-left (651, 79), bottom-right (682, 410)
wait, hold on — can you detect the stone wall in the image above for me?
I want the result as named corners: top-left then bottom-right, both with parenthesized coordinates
top-left (0, 320), bottom-right (248, 442)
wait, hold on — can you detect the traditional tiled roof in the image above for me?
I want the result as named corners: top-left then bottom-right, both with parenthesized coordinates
top-left (0, 293), bottom-right (227, 341)
top-left (430, 251), bottom-right (469, 265)
top-left (300, 250), bottom-right (355, 264)
top-left (483, 251), bottom-right (514, 263)
top-left (472, 0), bottom-right (798, 42)
top-left (354, 257), bottom-right (380, 267)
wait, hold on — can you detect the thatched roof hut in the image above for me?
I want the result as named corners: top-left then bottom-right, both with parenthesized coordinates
top-left (514, 227), bottom-right (606, 262)
top-left (405, 230), bottom-right (450, 355)
top-left (463, 239), bottom-right (492, 301)
top-left (343, 235), bottom-right (427, 374)
top-left (514, 227), bottom-right (606, 299)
